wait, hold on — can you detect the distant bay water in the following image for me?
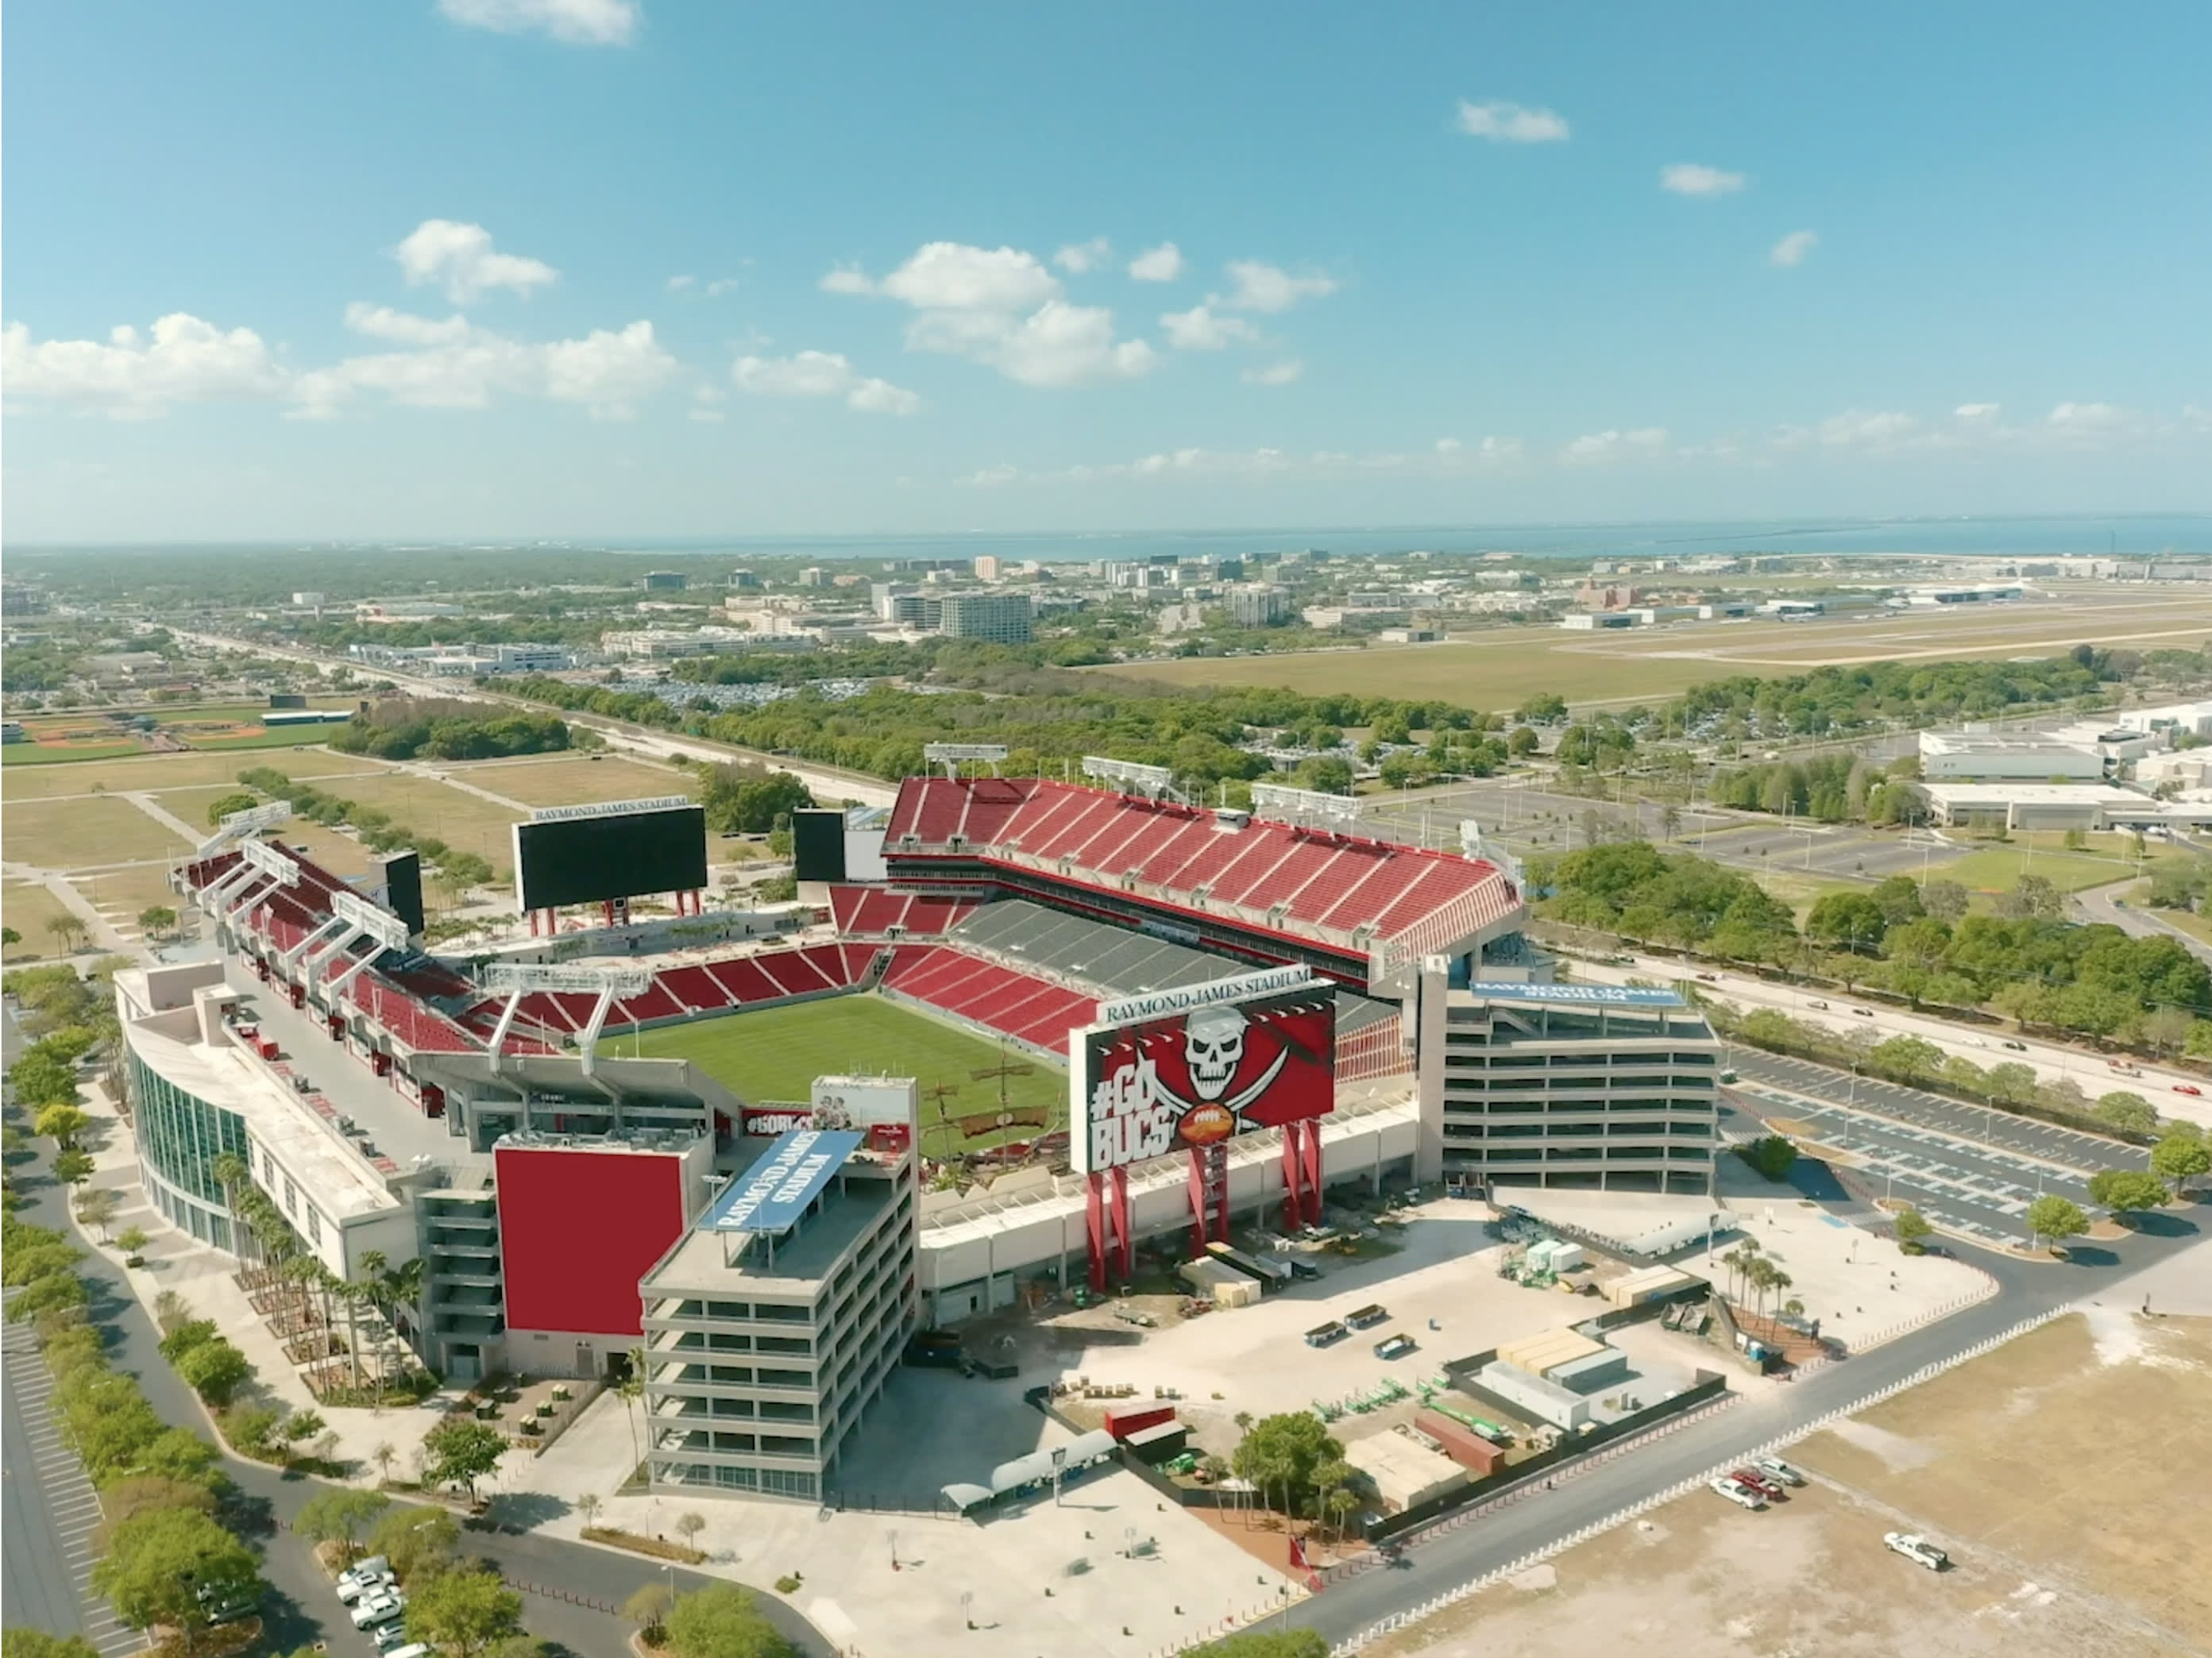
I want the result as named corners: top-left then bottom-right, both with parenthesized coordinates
top-left (596, 513), bottom-right (2212, 566)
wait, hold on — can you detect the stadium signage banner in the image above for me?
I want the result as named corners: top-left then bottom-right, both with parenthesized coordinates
top-left (529, 795), bottom-right (693, 824)
top-left (703, 1128), bottom-right (861, 1234)
top-left (1071, 981), bottom-right (1336, 1174)
top-left (739, 1077), bottom-right (916, 1156)
top-left (512, 804), bottom-right (709, 912)
top-left (1094, 965), bottom-right (1314, 1029)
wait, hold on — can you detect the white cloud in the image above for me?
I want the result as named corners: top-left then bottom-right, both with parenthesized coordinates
top-left (819, 265), bottom-right (874, 296)
top-left (1818, 411), bottom-right (1919, 449)
top-left (1435, 438), bottom-right (1462, 453)
top-left (1660, 164), bottom-right (1747, 197)
top-left (667, 274), bottom-right (696, 291)
top-left (395, 219), bottom-right (558, 303)
top-left (1160, 303), bottom-right (1260, 351)
top-left (878, 243), bottom-right (1061, 314)
top-left (689, 386), bottom-right (726, 424)
top-left (969, 463), bottom-right (1020, 488)
top-left (1054, 237), bottom-right (1112, 274)
top-left (1563, 427), bottom-right (1670, 464)
top-left (1128, 242), bottom-right (1186, 283)
top-left (1244, 360), bottom-right (1304, 386)
top-left (1769, 229), bottom-right (1818, 268)
top-left (1955, 403), bottom-right (2001, 421)
top-left (294, 318), bottom-right (675, 420)
top-left (1225, 261), bottom-right (1337, 314)
top-left (732, 350), bottom-right (919, 415)
top-left (829, 241), bottom-right (1155, 388)
top-left (2, 314), bottom-right (286, 418)
top-left (436, 0), bottom-right (637, 45)
top-left (705, 277), bottom-right (741, 297)
top-left (342, 303), bottom-right (473, 346)
top-left (2048, 401), bottom-right (2128, 431)
top-left (967, 436), bottom-right (1524, 488)
top-left (1454, 100), bottom-right (1569, 143)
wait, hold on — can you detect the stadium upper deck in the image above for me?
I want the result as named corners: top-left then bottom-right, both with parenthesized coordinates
top-left (879, 777), bottom-right (1522, 990)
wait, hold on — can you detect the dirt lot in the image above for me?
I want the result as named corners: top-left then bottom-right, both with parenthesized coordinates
top-left (1371, 1310), bottom-right (2212, 1658)
top-left (451, 754), bottom-right (688, 809)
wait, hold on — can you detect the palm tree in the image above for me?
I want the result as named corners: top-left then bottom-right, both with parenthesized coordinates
top-left (1325, 1486), bottom-right (1359, 1544)
top-left (211, 1152), bottom-right (253, 1261)
top-left (618, 1346), bottom-right (647, 1470)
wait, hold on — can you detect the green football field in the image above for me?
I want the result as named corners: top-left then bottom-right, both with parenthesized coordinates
top-left (632, 993), bottom-right (1067, 1160)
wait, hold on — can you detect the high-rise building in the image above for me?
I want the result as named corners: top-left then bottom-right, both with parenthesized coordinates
top-left (971, 555), bottom-right (1002, 580)
top-left (641, 571), bottom-right (689, 592)
top-left (936, 592), bottom-right (1033, 644)
top-left (1226, 586), bottom-right (1291, 627)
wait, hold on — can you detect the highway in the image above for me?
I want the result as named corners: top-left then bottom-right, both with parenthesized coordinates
top-left (1289, 1194), bottom-right (2207, 1648)
top-left (1572, 947), bottom-right (2212, 1134)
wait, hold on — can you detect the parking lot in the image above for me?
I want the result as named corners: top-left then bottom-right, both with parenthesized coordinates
top-left (1726, 1051), bottom-right (2148, 1247)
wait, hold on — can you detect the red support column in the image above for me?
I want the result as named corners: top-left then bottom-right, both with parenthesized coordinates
top-left (604, 898), bottom-right (617, 928)
top-left (1085, 1171), bottom-right (1108, 1293)
top-left (1187, 1147), bottom-right (1211, 1254)
top-left (1210, 1143), bottom-right (1231, 1243)
top-left (1299, 1120), bottom-right (1324, 1226)
top-left (1111, 1165), bottom-right (1134, 1280)
top-left (1282, 1127), bottom-right (1305, 1232)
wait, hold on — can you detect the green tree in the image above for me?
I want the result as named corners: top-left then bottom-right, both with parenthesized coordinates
top-left (1230, 1412), bottom-right (1343, 1521)
top-left (173, 1336), bottom-right (253, 1407)
top-left (404, 1564), bottom-right (523, 1658)
top-left (52, 1149), bottom-right (95, 1188)
top-left (293, 1487), bottom-right (391, 1565)
top-left (1866, 1035), bottom-right (1943, 1083)
top-left (2, 1633), bottom-right (102, 1658)
top-left (203, 792), bottom-right (261, 827)
top-left (1920, 879), bottom-right (1970, 923)
top-left (33, 1103), bottom-right (89, 1147)
top-left (695, 763), bottom-right (815, 835)
top-left (663, 1583), bottom-right (797, 1658)
top-left (422, 1417), bottom-right (508, 1501)
top-left (116, 1224), bottom-right (149, 1260)
top-left (7, 1272), bottom-right (88, 1324)
top-left (135, 1426), bottom-right (222, 1487)
top-left (73, 1186), bottom-right (121, 1241)
top-left (90, 1507), bottom-right (261, 1654)
top-left (2025, 1193), bottom-right (2090, 1251)
top-left (1185, 1633), bottom-right (1330, 1658)
top-left (1804, 892), bottom-right (1888, 951)
top-left (2086, 1169), bottom-right (2170, 1217)
top-left (1892, 1206), bottom-right (1933, 1254)
top-left (96, 1475), bottom-right (218, 1535)
top-left (0, 927), bottom-right (20, 951)
top-left (137, 905), bottom-right (179, 939)
top-left (622, 1582), bottom-right (676, 1641)
top-left (2094, 1091), bottom-right (2159, 1136)
top-left (369, 1504), bottom-right (459, 1583)
top-left (44, 914), bottom-right (90, 954)
top-left (1506, 726), bottom-right (1541, 758)
top-left (1735, 1135), bottom-right (1799, 1181)
top-left (2150, 1132), bottom-right (2211, 1196)
top-left (1983, 1062), bottom-right (2039, 1105)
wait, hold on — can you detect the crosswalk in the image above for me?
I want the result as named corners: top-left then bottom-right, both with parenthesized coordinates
top-left (2, 1317), bottom-right (141, 1657)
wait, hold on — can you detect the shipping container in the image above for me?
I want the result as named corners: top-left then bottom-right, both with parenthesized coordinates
top-left (1345, 1303), bottom-right (1390, 1330)
top-left (1414, 1409), bottom-right (1507, 1478)
top-left (1103, 1402), bottom-right (1177, 1440)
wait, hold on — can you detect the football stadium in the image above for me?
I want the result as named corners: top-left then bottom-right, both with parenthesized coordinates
top-left (133, 756), bottom-right (1722, 1501)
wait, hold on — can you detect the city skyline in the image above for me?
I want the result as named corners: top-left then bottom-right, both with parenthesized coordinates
top-left (5, 0), bottom-right (2209, 542)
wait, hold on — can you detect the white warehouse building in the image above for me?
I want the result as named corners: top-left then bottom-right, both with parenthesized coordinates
top-left (1919, 729), bottom-right (2105, 781)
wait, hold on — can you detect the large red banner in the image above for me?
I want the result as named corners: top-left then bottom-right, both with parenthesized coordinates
top-left (1075, 985), bottom-right (1335, 1173)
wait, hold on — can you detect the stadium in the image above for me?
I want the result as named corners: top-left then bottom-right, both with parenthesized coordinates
top-left (134, 756), bottom-right (1720, 1498)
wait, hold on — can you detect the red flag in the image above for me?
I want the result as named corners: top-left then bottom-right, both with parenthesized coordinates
top-left (1287, 1534), bottom-right (1322, 1593)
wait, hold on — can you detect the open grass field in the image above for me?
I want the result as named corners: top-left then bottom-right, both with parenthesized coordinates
top-left (1, 738), bottom-right (148, 766)
top-left (271, 823), bottom-right (379, 879)
top-left (1373, 1310), bottom-right (2211, 1658)
top-left (186, 728), bottom-right (353, 752)
top-left (1942, 844), bottom-right (2162, 896)
top-left (450, 753), bottom-right (689, 810)
top-left (0, 748), bottom-right (388, 802)
top-left (1096, 589), bottom-right (2212, 709)
top-left (70, 863), bottom-right (185, 935)
top-left (308, 772), bottom-right (525, 876)
top-left (1, 881), bottom-right (79, 960)
top-left (633, 992), bottom-right (1066, 1159)
top-left (2, 796), bottom-right (196, 868)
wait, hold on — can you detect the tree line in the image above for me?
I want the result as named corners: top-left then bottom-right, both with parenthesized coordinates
top-left (326, 697), bottom-right (573, 762)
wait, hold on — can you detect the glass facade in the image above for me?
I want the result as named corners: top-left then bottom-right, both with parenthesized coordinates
top-left (129, 1047), bottom-right (248, 1253)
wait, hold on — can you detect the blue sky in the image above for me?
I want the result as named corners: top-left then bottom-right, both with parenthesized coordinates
top-left (5, 0), bottom-right (2209, 542)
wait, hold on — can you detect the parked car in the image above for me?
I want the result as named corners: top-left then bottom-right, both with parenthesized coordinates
top-left (1709, 1476), bottom-right (1766, 1511)
top-left (2110, 1061), bottom-right (2142, 1077)
top-left (194, 1582), bottom-right (258, 1626)
top-left (351, 1593), bottom-right (407, 1630)
top-left (1730, 1468), bottom-right (1786, 1501)
top-left (1806, 1000), bottom-right (1829, 1010)
top-left (1851, 1006), bottom-right (1874, 1017)
top-left (383, 1647), bottom-right (433, 1658)
top-left (2175, 1083), bottom-right (2204, 1097)
top-left (1884, 1532), bottom-right (1949, 1571)
top-left (2002, 1039), bottom-right (2028, 1051)
top-left (1755, 1456), bottom-right (1808, 1487)
top-left (338, 1567), bottom-right (396, 1605)
top-left (1372, 1333), bottom-right (1418, 1361)
top-left (370, 1621), bottom-right (417, 1652)
top-left (1694, 973), bottom-right (1719, 982)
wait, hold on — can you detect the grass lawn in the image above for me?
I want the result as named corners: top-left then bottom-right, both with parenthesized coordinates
top-left (634, 993), bottom-right (1066, 1160)
top-left (1, 881), bottom-right (80, 959)
top-left (71, 863), bottom-right (185, 933)
top-left (1, 741), bottom-right (149, 767)
top-left (450, 754), bottom-right (688, 810)
top-left (0, 748), bottom-right (388, 802)
top-left (311, 772), bottom-right (525, 877)
top-left (184, 730), bottom-right (352, 753)
top-left (2, 796), bottom-right (197, 869)
top-left (1942, 843), bottom-right (2175, 896)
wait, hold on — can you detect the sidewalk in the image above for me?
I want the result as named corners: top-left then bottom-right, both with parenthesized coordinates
top-left (68, 1081), bottom-right (454, 1485)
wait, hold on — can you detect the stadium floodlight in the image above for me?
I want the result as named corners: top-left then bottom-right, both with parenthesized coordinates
top-left (195, 800), bottom-right (293, 858)
top-left (1083, 756), bottom-right (1175, 797)
top-left (481, 962), bottom-right (656, 997)
top-left (480, 961), bottom-right (657, 1074)
top-left (332, 889), bottom-right (413, 954)
top-left (1251, 783), bottom-right (1364, 830)
top-left (237, 836), bottom-right (303, 882)
top-left (923, 742), bottom-right (1009, 778)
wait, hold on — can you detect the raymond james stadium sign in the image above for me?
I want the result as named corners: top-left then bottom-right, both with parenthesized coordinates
top-left (529, 796), bottom-right (693, 824)
top-left (1094, 966), bottom-right (1313, 1029)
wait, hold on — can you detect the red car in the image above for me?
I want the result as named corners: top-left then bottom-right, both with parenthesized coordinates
top-left (1730, 1468), bottom-right (1787, 1501)
top-left (2175, 1084), bottom-right (2203, 1097)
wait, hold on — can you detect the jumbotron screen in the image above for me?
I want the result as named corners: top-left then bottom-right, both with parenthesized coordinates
top-left (1071, 981), bottom-right (1336, 1174)
top-left (512, 805), bottom-right (708, 911)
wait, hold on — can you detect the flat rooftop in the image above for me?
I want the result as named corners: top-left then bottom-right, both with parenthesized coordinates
top-left (647, 1163), bottom-right (895, 1294)
top-left (1918, 783), bottom-right (2146, 804)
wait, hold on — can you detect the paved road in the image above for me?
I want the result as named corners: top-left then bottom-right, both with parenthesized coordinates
top-left (1287, 1200), bottom-right (2209, 1647)
top-left (2074, 876), bottom-right (2212, 966)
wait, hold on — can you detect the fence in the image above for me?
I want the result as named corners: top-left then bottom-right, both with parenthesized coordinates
top-left (1324, 1306), bottom-right (2068, 1654)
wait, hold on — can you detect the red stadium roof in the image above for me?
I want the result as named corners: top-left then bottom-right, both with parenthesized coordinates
top-left (881, 777), bottom-right (1519, 976)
